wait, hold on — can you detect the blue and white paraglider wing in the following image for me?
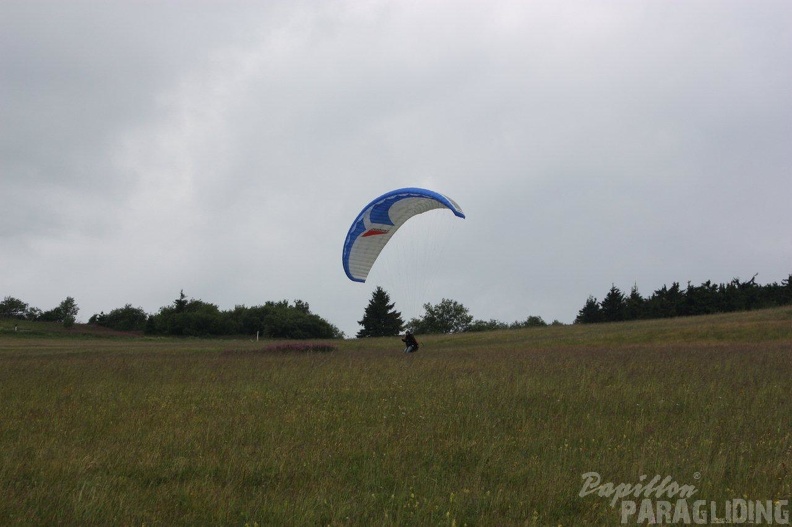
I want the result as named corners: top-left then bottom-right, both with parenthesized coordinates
top-left (342, 187), bottom-right (465, 282)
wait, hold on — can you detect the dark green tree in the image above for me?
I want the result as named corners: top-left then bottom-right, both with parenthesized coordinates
top-left (600, 285), bottom-right (626, 322)
top-left (59, 297), bottom-right (79, 328)
top-left (0, 297), bottom-right (28, 319)
top-left (145, 292), bottom-right (228, 336)
top-left (780, 275), bottom-right (792, 305)
top-left (578, 273), bottom-right (792, 325)
top-left (257, 300), bottom-right (342, 339)
top-left (575, 296), bottom-right (603, 324)
top-left (645, 282), bottom-right (684, 318)
top-left (727, 275), bottom-right (760, 312)
top-left (624, 284), bottom-right (645, 320)
top-left (90, 304), bottom-right (148, 331)
top-left (147, 296), bottom-right (344, 339)
top-left (39, 296), bottom-right (79, 327)
top-left (357, 287), bottom-right (404, 338)
top-left (511, 316), bottom-right (548, 329)
top-left (409, 298), bottom-right (472, 334)
top-left (25, 307), bottom-right (42, 321)
top-left (683, 280), bottom-right (719, 316)
top-left (174, 290), bottom-right (188, 313)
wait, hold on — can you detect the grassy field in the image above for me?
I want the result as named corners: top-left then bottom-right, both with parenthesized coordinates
top-left (1, 309), bottom-right (790, 526)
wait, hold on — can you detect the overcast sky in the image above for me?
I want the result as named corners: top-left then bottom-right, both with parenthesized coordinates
top-left (2, 1), bottom-right (791, 337)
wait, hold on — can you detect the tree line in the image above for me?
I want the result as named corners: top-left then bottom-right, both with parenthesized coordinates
top-left (1, 291), bottom-right (343, 339)
top-left (575, 274), bottom-right (792, 324)
top-left (8, 274), bottom-right (788, 339)
top-left (4, 287), bottom-right (554, 340)
top-left (0, 296), bottom-right (80, 327)
top-left (356, 286), bottom-right (557, 337)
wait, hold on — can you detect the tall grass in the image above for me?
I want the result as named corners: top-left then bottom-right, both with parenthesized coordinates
top-left (1, 308), bottom-right (790, 525)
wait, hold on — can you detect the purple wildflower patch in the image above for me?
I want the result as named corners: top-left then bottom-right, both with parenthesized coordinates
top-left (221, 342), bottom-right (336, 356)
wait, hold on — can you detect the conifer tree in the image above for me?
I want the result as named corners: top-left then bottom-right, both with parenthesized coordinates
top-left (624, 284), bottom-right (645, 320)
top-left (575, 296), bottom-right (603, 324)
top-left (600, 285), bottom-right (626, 322)
top-left (357, 287), bottom-right (404, 338)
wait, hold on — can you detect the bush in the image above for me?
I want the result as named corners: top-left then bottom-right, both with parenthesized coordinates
top-left (145, 293), bottom-right (343, 339)
top-left (90, 304), bottom-right (148, 331)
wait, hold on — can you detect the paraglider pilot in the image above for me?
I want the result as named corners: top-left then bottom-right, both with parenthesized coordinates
top-left (402, 331), bottom-right (419, 353)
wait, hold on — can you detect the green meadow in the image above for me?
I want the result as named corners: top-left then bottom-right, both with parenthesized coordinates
top-left (1, 308), bottom-right (791, 526)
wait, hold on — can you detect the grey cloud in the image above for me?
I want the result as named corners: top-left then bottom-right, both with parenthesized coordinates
top-left (2, 1), bottom-right (791, 335)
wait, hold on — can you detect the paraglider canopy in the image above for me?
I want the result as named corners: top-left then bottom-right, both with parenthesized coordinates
top-left (342, 187), bottom-right (465, 282)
